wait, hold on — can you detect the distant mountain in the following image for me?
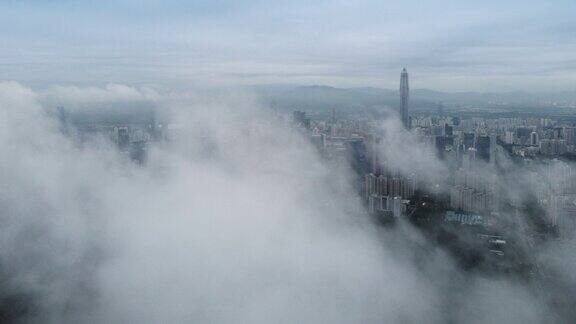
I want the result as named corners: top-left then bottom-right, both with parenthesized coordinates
top-left (256, 85), bottom-right (395, 112)
top-left (253, 84), bottom-right (576, 113)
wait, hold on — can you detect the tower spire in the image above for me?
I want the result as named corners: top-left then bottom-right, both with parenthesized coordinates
top-left (399, 68), bottom-right (410, 129)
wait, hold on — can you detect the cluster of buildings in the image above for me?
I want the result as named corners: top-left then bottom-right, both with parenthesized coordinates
top-left (410, 115), bottom-right (501, 215)
top-left (536, 161), bottom-right (576, 238)
top-left (411, 114), bottom-right (576, 240)
top-left (295, 68), bottom-right (576, 241)
top-left (365, 173), bottom-right (416, 200)
top-left (413, 114), bottom-right (576, 159)
top-left (509, 127), bottom-right (569, 156)
top-left (412, 116), bottom-right (497, 165)
top-left (54, 106), bottom-right (166, 164)
top-left (292, 70), bottom-right (418, 220)
top-left (449, 168), bottom-right (499, 213)
top-left (364, 173), bottom-right (416, 218)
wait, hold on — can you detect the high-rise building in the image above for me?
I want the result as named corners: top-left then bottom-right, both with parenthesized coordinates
top-left (530, 131), bottom-right (539, 146)
top-left (549, 194), bottom-right (576, 238)
top-left (114, 126), bottom-right (130, 149)
top-left (475, 135), bottom-right (491, 162)
top-left (292, 111), bottom-right (310, 129)
top-left (399, 68), bottom-right (410, 129)
top-left (463, 132), bottom-right (475, 149)
top-left (563, 127), bottom-right (575, 145)
top-left (444, 124), bottom-right (453, 136)
top-left (505, 131), bottom-right (515, 144)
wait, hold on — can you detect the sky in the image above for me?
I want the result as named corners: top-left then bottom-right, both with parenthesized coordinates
top-left (1, 0), bottom-right (575, 91)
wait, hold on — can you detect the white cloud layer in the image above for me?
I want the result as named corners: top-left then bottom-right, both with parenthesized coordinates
top-left (0, 82), bottom-right (572, 323)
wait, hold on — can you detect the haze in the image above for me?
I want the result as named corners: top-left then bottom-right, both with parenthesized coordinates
top-left (1, 1), bottom-right (576, 323)
top-left (1, 0), bottom-right (575, 91)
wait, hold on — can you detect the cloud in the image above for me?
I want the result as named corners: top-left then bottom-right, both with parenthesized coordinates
top-left (38, 84), bottom-right (161, 109)
top-left (1, 1), bottom-right (575, 90)
top-left (0, 82), bottom-right (444, 323)
top-left (0, 82), bottom-right (575, 323)
top-left (376, 117), bottom-right (448, 187)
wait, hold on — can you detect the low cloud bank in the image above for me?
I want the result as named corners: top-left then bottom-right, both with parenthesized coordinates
top-left (0, 82), bottom-right (570, 323)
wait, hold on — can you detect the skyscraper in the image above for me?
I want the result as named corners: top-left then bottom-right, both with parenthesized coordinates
top-left (399, 68), bottom-right (410, 128)
top-left (475, 135), bottom-right (491, 162)
top-left (530, 131), bottom-right (539, 146)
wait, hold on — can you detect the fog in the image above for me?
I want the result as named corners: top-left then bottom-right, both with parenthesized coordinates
top-left (0, 82), bottom-right (572, 323)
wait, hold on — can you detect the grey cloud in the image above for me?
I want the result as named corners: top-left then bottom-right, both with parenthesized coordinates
top-left (1, 82), bottom-right (571, 322)
top-left (1, 1), bottom-right (575, 90)
top-left (0, 82), bottom-right (445, 323)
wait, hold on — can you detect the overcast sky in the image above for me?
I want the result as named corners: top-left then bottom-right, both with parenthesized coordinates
top-left (1, 0), bottom-right (575, 91)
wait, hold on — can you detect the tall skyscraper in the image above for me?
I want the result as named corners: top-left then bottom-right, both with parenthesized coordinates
top-left (530, 131), bottom-right (539, 146)
top-left (399, 68), bottom-right (410, 128)
top-left (475, 135), bottom-right (491, 162)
